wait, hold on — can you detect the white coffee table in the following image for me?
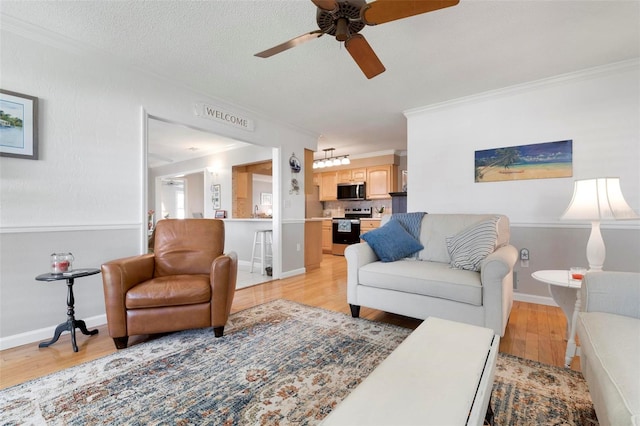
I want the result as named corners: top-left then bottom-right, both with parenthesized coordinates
top-left (322, 317), bottom-right (499, 426)
top-left (531, 269), bottom-right (583, 368)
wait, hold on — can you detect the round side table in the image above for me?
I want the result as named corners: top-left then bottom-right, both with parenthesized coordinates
top-left (36, 268), bottom-right (101, 352)
top-left (531, 269), bottom-right (583, 368)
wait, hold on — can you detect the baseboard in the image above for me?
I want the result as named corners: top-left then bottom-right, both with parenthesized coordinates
top-left (0, 292), bottom-right (556, 350)
top-left (513, 292), bottom-right (558, 307)
top-left (0, 314), bottom-right (107, 351)
top-left (280, 268), bottom-right (305, 279)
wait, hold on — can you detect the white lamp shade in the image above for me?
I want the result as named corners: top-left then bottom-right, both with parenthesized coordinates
top-left (561, 177), bottom-right (639, 221)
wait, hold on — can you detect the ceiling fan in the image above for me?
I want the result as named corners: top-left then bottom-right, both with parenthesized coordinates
top-left (255, 0), bottom-right (459, 79)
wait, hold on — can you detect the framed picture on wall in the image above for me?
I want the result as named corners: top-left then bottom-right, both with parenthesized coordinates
top-left (0, 89), bottom-right (39, 160)
top-left (214, 210), bottom-right (227, 218)
top-left (211, 184), bottom-right (221, 209)
top-left (261, 192), bottom-right (272, 206)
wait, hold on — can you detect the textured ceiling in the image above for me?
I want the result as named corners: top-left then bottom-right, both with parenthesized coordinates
top-left (2, 0), bottom-right (638, 162)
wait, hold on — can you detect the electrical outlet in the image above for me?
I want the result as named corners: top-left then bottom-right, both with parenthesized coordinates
top-left (519, 248), bottom-right (530, 268)
top-left (296, 243), bottom-right (301, 252)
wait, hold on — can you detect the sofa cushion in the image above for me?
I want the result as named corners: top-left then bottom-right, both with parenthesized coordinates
top-left (446, 216), bottom-right (499, 272)
top-left (418, 214), bottom-right (509, 263)
top-left (362, 219), bottom-right (424, 262)
top-left (577, 311), bottom-right (639, 426)
top-left (358, 260), bottom-right (482, 306)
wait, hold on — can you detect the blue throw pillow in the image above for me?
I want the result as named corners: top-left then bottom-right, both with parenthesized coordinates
top-left (361, 219), bottom-right (424, 262)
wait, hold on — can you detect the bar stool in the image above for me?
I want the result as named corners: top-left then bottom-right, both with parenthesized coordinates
top-left (250, 229), bottom-right (272, 275)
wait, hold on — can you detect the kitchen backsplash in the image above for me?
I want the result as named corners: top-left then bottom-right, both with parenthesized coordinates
top-left (323, 200), bottom-right (391, 218)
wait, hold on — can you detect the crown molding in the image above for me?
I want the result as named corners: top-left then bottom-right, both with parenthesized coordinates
top-left (404, 58), bottom-right (640, 117)
top-left (1, 13), bottom-right (94, 56)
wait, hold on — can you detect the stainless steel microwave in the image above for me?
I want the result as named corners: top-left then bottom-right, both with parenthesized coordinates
top-left (337, 182), bottom-right (366, 200)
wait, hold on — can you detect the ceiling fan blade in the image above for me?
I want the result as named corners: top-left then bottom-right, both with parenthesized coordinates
top-left (344, 34), bottom-right (386, 79)
top-left (311, 0), bottom-right (338, 12)
top-left (362, 0), bottom-right (459, 25)
top-left (255, 30), bottom-right (323, 58)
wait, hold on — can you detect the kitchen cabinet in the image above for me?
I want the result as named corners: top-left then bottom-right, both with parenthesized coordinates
top-left (305, 220), bottom-right (323, 270)
top-left (304, 149), bottom-right (315, 195)
top-left (319, 172), bottom-right (338, 201)
top-left (322, 219), bottom-right (333, 253)
top-left (360, 219), bottom-right (381, 232)
top-left (337, 168), bottom-right (367, 183)
top-left (360, 218), bottom-right (381, 242)
top-left (366, 165), bottom-right (398, 199)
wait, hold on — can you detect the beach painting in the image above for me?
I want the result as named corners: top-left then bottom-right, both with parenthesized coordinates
top-left (0, 89), bottom-right (38, 160)
top-left (475, 140), bottom-right (572, 183)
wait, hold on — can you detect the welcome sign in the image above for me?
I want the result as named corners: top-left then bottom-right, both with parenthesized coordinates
top-left (194, 103), bottom-right (254, 132)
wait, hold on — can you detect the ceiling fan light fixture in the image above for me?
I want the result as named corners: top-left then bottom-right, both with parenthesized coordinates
top-left (335, 17), bottom-right (349, 42)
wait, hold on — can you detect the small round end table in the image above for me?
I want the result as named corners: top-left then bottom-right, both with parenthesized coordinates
top-left (531, 269), bottom-right (583, 368)
top-left (35, 268), bottom-right (101, 352)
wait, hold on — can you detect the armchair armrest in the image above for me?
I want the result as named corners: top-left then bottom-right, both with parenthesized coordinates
top-left (581, 271), bottom-right (640, 319)
top-left (210, 251), bottom-right (238, 328)
top-left (101, 253), bottom-right (155, 337)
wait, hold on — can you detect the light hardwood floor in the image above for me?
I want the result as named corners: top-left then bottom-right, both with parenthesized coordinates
top-left (0, 254), bottom-right (580, 390)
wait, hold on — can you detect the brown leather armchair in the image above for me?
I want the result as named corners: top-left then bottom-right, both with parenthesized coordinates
top-left (101, 219), bottom-right (237, 349)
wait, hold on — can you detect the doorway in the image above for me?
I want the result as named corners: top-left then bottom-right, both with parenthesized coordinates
top-left (158, 178), bottom-right (186, 220)
top-left (145, 114), bottom-right (277, 288)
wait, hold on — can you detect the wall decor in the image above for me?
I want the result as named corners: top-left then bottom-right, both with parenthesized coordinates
top-left (194, 102), bottom-right (255, 132)
top-left (289, 152), bottom-right (301, 194)
top-left (475, 140), bottom-right (572, 183)
top-left (261, 192), bottom-right (272, 206)
top-left (211, 184), bottom-right (221, 209)
top-left (0, 89), bottom-right (38, 160)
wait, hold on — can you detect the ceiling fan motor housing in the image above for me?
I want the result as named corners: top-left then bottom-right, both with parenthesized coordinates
top-left (316, 0), bottom-right (366, 38)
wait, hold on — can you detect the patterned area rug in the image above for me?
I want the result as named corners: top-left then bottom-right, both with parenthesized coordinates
top-left (1, 299), bottom-right (597, 425)
top-left (493, 353), bottom-right (597, 425)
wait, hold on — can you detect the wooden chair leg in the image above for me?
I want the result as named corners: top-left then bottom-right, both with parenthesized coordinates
top-left (213, 326), bottom-right (224, 337)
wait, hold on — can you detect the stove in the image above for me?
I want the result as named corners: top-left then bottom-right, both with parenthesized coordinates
top-left (344, 207), bottom-right (372, 219)
top-left (331, 207), bottom-right (372, 255)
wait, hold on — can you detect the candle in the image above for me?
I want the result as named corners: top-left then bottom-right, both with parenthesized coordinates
top-left (569, 267), bottom-right (586, 282)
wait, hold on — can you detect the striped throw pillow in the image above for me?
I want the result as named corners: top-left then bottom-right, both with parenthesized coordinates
top-left (446, 216), bottom-right (499, 271)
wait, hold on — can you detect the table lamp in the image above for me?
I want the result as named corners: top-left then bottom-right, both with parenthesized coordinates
top-left (560, 177), bottom-right (639, 271)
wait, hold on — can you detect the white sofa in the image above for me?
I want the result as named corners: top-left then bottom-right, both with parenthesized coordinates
top-left (577, 271), bottom-right (640, 426)
top-left (345, 214), bottom-right (518, 336)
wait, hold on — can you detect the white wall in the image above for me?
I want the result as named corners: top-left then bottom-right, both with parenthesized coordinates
top-left (0, 21), bottom-right (316, 348)
top-left (405, 61), bottom-right (640, 300)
